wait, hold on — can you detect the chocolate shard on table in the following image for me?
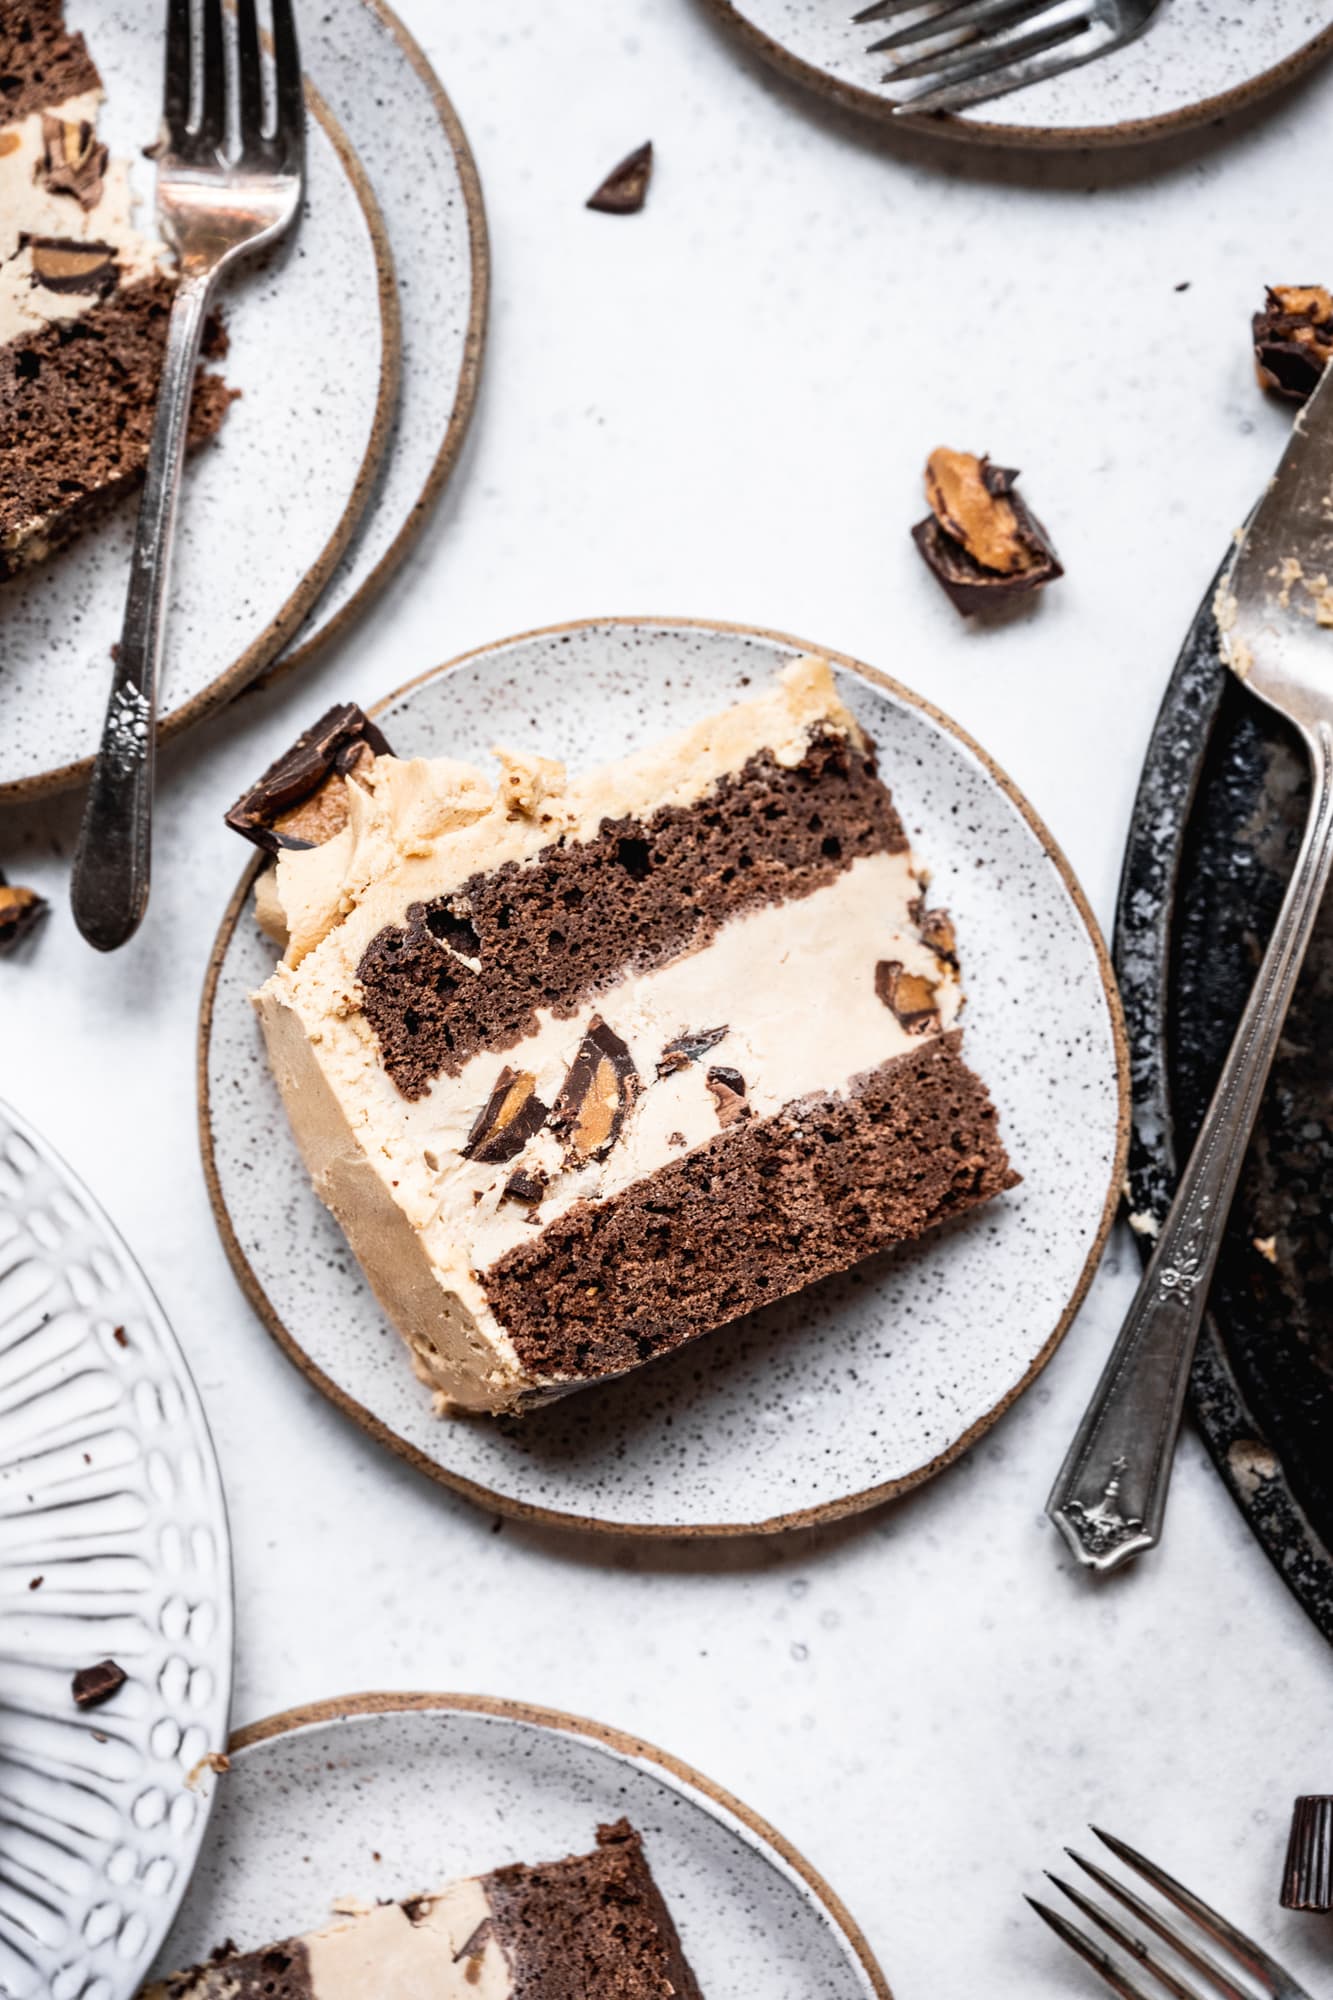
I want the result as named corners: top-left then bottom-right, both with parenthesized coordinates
top-left (586, 140), bottom-right (653, 214)
top-left (71, 1658), bottom-right (126, 1709)
top-left (225, 703), bottom-right (394, 854)
top-left (248, 655), bottom-right (1018, 1416)
top-left (0, 874), bottom-right (49, 953)
top-left (0, 2), bottom-right (235, 582)
top-left (912, 447), bottom-right (1062, 617)
top-left (1253, 284), bottom-right (1333, 402)
top-left (141, 1820), bottom-right (705, 1999)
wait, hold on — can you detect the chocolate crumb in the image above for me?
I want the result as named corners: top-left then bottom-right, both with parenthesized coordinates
top-left (112, 1324), bottom-right (129, 1347)
top-left (912, 448), bottom-right (1061, 617)
top-left (463, 1068), bottom-right (549, 1166)
top-left (667, 1130), bottom-right (686, 1147)
top-left (208, 1939), bottom-right (239, 1964)
top-left (0, 874), bottom-right (49, 954)
top-left (875, 960), bottom-right (940, 1033)
top-left (502, 1166), bottom-right (548, 1206)
top-left (402, 1896), bottom-right (432, 1926)
top-left (28, 1575), bottom-right (42, 1590)
top-left (551, 1018), bottom-right (640, 1162)
top-left (706, 1065), bottom-right (750, 1128)
top-left (656, 1025), bottom-right (728, 1078)
top-left (72, 1658), bottom-right (126, 1709)
top-left (1253, 284), bottom-right (1333, 402)
top-left (586, 140), bottom-right (653, 214)
top-left (225, 703), bottom-right (391, 853)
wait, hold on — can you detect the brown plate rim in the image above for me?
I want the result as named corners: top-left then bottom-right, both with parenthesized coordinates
top-left (197, 612), bottom-right (1131, 1539)
top-left (697, 0), bottom-right (1333, 150)
top-left (1, 72), bottom-right (403, 803)
top-left (263, 0), bottom-right (489, 680)
top-left (223, 1688), bottom-right (893, 1999)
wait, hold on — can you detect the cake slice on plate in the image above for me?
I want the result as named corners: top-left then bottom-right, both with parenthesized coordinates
top-left (142, 1821), bottom-right (703, 1998)
top-left (232, 657), bottom-right (1018, 1416)
top-left (0, 1), bottom-right (234, 579)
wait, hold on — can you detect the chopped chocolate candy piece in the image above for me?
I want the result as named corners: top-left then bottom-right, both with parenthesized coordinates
top-left (400, 1897), bottom-right (432, 1927)
top-left (917, 905), bottom-right (957, 966)
top-left (0, 874), bottom-right (48, 954)
top-left (1253, 285), bottom-right (1333, 402)
top-left (39, 114), bottom-right (108, 210)
top-left (706, 1065), bottom-right (750, 1128)
top-left (552, 1018), bottom-right (640, 1162)
top-left (912, 447), bottom-right (1061, 617)
top-left (502, 1166), bottom-right (549, 1206)
top-left (586, 140), bottom-right (653, 215)
top-left (463, 1068), bottom-right (549, 1166)
top-left (875, 960), bottom-right (940, 1033)
top-left (27, 235), bottom-right (117, 296)
top-left (656, 1024), bottom-right (729, 1077)
top-left (225, 703), bottom-right (392, 853)
top-left (454, 1919), bottom-right (496, 1964)
top-left (72, 1658), bottom-right (127, 1709)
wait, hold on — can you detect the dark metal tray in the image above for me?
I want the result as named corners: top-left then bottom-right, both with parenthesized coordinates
top-left (1115, 560), bottom-right (1333, 1645)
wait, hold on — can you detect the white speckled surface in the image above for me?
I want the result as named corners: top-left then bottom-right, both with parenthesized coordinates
top-left (708, 0), bottom-right (1333, 141)
top-left (5, 2), bottom-right (1333, 1995)
top-left (151, 1699), bottom-right (885, 1996)
top-left (204, 622), bottom-right (1122, 1532)
top-left (0, 0), bottom-right (395, 796)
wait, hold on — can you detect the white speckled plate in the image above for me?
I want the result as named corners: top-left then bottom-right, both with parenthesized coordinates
top-left (702, 0), bottom-right (1333, 147)
top-left (149, 1693), bottom-right (890, 1999)
top-left (199, 617), bottom-right (1129, 1536)
top-left (0, 1098), bottom-right (232, 2000)
top-left (267, 0), bottom-right (488, 677)
top-left (0, 0), bottom-right (400, 800)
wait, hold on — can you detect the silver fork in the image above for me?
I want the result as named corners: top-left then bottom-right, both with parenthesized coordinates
top-left (849, 0), bottom-right (1162, 117)
top-left (71, 0), bottom-right (305, 952)
top-left (1029, 1827), bottom-right (1315, 2000)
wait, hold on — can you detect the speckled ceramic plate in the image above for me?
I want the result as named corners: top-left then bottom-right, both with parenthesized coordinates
top-left (265, 0), bottom-right (488, 677)
top-left (148, 1693), bottom-right (890, 1998)
top-left (1116, 556), bottom-right (1333, 1650)
top-left (0, 0), bottom-right (400, 801)
top-left (702, 0), bottom-right (1333, 147)
top-left (0, 1098), bottom-right (233, 2000)
top-left (199, 617), bottom-right (1128, 1536)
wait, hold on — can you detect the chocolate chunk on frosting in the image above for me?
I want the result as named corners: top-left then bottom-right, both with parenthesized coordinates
top-left (875, 959), bottom-right (940, 1033)
top-left (225, 703), bottom-right (392, 853)
top-left (656, 1024), bottom-right (728, 1077)
top-left (462, 1068), bottom-right (549, 1167)
top-left (551, 1018), bottom-right (639, 1163)
top-left (706, 1065), bottom-right (750, 1127)
top-left (39, 113), bottom-right (108, 210)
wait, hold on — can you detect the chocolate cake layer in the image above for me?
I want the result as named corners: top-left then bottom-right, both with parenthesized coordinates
top-left (357, 729), bottom-right (907, 1099)
top-left (485, 1821), bottom-right (703, 2000)
top-left (0, 2), bottom-right (99, 124)
top-left (483, 1031), bottom-right (1017, 1382)
top-left (0, 275), bottom-right (233, 576)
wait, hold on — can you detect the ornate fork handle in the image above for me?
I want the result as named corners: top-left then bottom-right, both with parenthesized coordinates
top-left (71, 268), bottom-right (216, 952)
top-left (1049, 718), bottom-right (1333, 1571)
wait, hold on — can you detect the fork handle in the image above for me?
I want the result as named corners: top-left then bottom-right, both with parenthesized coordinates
top-left (71, 268), bottom-right (216, 952)
top-left (1048, 718), bottom-right (1333, 1571)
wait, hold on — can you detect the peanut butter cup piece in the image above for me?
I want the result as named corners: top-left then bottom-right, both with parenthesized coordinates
top-left (912, 447), bottom-right (1062, 617)
top-left (463, 1068), bottom-right (549, 1166)
top-left (917, 905), bottom-right (958, 966)
top-left (706, 1065), bottom-right (750, 1127)
top-left (586, 141), bottom-right (653, 214)
top-left (27, 235), bottom-right (117, 295)
top-left (39, 114), bottom-right (108, 209)
top-left (875, 960), bottom-right (940, 1033)
top-left (225, 702), bottom-right (391, 853)
top-left (552, 1018), bottom-right (639, 1162)
top-left (0, 875), bottom-right (48, 954)
top-left (1253, 285), bottom-right (1333, 401)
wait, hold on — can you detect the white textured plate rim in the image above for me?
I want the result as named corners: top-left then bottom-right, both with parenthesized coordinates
top-left (699, 0), bottom-right (1333, 149)
top-left (0, 1095), bottom-right (235, 2000)
top-left (2, 68), bottom-right (402, 802)
top-left (198, 613), bottom-right (1131, 1540)
top-left (217, 1690), bottom-right (893, 1999)
top-left (268, 0), bottom-right (489, 678)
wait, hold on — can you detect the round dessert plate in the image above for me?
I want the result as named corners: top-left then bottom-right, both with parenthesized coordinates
top-left (149, 1692), bottom-right (890, 1998)
top-left (201, 617), bottom-right (1128, 1536)
top-left (266, 0), bottom-right (488, 677)
top-left (0, 1098), bottom-right (233, 2000)
top-left (0, 0), bottom-right (400, 800)
top-left (702, 0), bottom-right (1333, 147)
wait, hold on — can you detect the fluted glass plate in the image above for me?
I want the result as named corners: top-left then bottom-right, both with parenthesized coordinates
top-left (0, 1100), bottom-right (233, 2000)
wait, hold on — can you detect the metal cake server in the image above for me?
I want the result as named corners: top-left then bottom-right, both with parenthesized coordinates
top-left (71, 0), bottom-right (305, 952)
top-left (1049, 357), bottom-right (1333, 1572)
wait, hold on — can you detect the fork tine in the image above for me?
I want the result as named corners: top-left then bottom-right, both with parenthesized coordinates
top-left (197, 0), bottom-right (227, 151)
top-left (1067, 1852), bottom-right (1252, 2000)
top-left (163, 0), bottom-right (192, 145)
top-left (1047, 1875), bottom-right (1212, 2000)
top-left (868, 0), bottom-right (1050, 56)
top-left (270, 0), bottom-right (305, 168)
top-left (889, 9), bottom-right (1087, 99)
top-left (1027, 1896), bottom-right (1164, 2000)
top-left (1092, 1831), bottom-right (1309, 2000)
top-left (235, 0), bottom-right (265, 149)
top-left (852, 0), bottom-right (928, 23)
